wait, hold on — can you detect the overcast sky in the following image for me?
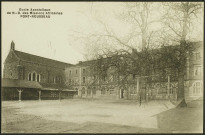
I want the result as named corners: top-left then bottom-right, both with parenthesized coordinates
top-left (2, 2), bottom-right (203, 74)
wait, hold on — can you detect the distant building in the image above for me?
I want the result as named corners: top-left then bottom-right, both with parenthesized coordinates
top-left (184, 42), bottom-right (203, 103)
top-left (65, 41), bottom-right (203, 103)
top-left (2, 41), bottom-right (75, 100)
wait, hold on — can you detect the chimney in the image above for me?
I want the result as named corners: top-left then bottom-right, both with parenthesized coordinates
top-left (11, 41), bottom-right (15, 50)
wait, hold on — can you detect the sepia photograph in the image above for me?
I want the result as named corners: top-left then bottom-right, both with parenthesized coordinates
top-left (1, 1), bottom-right (204, 133)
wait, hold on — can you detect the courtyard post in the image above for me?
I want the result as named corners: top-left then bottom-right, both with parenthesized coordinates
top-left (17, 89), bottom-right (23, 101)
top-left (38, 90), bottom-right (41, 101)
top-left (59, 90), bottom-right (61, 102)
top-left (91, 88), bottom-right (93, 98)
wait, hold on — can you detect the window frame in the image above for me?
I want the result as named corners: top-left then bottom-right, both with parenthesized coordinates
top-left (83, 68), bottom-right (86, 74)
top-left (37, 74), bottom-right (41, 82)
top-left (32, 72), bottom-right (36, 81)
top-left (192, 81), bottom-right (202, 96)
top-left (194, 65), bottom-right (202, 76)
top-left (28, 72), bottom-right (32, 81)
top-left (83, 77), bottom-right (86, 83)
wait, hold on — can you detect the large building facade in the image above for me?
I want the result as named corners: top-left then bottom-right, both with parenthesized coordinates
top-left (2, 41), bottom-right (203, 102)
top-left (2, 41), bottom-right (75, 100)
top-left (65, 42), bottom-right (203, 103)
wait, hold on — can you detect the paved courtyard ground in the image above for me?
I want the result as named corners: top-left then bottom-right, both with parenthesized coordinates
top-left (1, 98), bottom-right (203, 133)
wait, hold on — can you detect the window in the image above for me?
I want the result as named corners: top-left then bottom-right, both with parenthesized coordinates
top-left (37, 74), bottom-right (40, 82)
top-left (194, 65), bottom-right (201, 76)
top-left (193, 82), bottom-right (202, 95)
top-left (169, 84), bottom-right (175, 94)
top-left (76, 69), bottom-right (78, 74)
top-left (28, 73), bottom-right (32, 81)
top-left (59, 77), bottom-right (61, 84)
top-left (70, 70), bottom-right (72, 75)
top-left (53, 76), bottom-right (56, 83)
top-left (28, 72), bottom-right (40, 82)
top-left (82, 87), bottom-right (85, 94)
top-left (10, 72), bottom-right (13, 77)
top-left (33, 72), bottom-right (36, 81)
top-left (56, 76), bottom-right (58, 83)
top-left (110, 89), bottom-right (115, 94)
top-left (195, 52), bottom-right (201, 60)
top-left (101, 87), bottom-right (106, 94)
top-left (83, 69), bottom-right (85, 73)
top-left (83, 77), bottom-right (86, 83)
top-left (133, 74), bottom-right (135, 80)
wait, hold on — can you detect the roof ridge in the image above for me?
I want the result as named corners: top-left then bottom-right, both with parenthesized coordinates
top-left (14, 50), bottom-right (72, 65)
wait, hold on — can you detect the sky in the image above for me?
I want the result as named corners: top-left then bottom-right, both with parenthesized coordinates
top-left (1, 2), bottom-right (125, 66)
top-left (2, 2), bottom-right (203, 75)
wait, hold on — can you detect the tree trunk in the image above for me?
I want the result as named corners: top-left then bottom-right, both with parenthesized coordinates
top-left (176, 3), bottom-right (189, 107)
top-left (177, 69), bottom-right (184, 100)
top-left (177, 68), bottom-right (187, 107)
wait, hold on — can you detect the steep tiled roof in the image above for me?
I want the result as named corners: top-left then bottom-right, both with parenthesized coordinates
top-left (14, 50), bottom-right (72, 69)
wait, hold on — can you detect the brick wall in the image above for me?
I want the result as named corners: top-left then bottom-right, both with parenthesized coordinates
top-left (19, 60), bottom-right (65, 84)
top-left (3, 50), bottom-right (66, 86)
top-left (3, 51), bottom-right (20, 79)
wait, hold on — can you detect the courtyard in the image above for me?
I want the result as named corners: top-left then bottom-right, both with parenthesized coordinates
top-left (1, 98), bottom-right (203, 133)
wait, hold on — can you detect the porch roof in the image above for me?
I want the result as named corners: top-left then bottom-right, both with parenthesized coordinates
top-left (2, 78), bottom-right (73, 91)
top-left (2, 78), bottom-right (42, 89)
top-left (62, 89), bottom-right (78, 92)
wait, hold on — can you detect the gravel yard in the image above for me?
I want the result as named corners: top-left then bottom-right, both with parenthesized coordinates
top-left (1, 99), bottom-right (203, 133)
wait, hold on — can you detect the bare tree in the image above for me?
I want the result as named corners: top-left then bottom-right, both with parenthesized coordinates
top-left (71, 2), bottom-right (203, 106)
top-left (161, 2), bottom-right (203, 105)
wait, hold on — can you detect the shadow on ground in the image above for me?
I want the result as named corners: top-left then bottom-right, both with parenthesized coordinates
top-left (156, 100), bottom-right (203, 133)
top-left (2, 106), bottom-right (166, 133)
top-left (1, 99), bottom-right (203, 133)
